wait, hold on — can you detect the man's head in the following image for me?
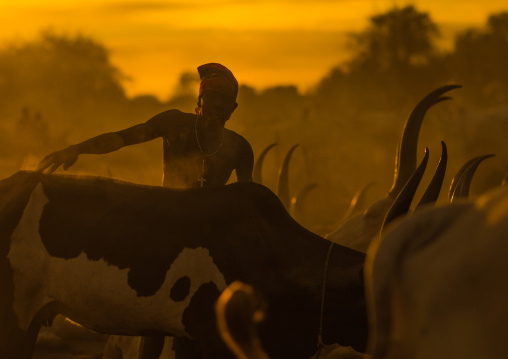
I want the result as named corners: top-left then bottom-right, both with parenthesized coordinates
top-left (196, 63), bottom-right (238, 122)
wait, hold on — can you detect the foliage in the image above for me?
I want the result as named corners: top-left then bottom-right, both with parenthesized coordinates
top-left (347, 5), bottom-right (440, 72)
top-left (311, 5), bottom-right (448, 113)
top-left (0, 30), bottom-right (126, 109)
top-left (447, 12), bottom-right (508, 105)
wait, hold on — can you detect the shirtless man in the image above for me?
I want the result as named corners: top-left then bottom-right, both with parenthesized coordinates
top-left (38, 63), bottom-right (254, 359)
top-left (38, 63), bottom-right (254, 188)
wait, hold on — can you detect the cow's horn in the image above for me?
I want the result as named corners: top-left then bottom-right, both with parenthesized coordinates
top-left (416, 141), bottom-right (448, 210)
top-left (253, 142), bottom-right (278, 184)
top-left (290, 182), bottom-right (318, 220)
top-left (383, 148), bottom-right (429, 231)
top-left (450, 154), bottom-right (494, 202)
top-left (276, 144), bottom-right (300, 209)
top-left (339, 182), bottom-right (376, 224)
top-left (389, 85), bottom-right (461, 197)
top-left (216, 281), bottom-right (268, 359)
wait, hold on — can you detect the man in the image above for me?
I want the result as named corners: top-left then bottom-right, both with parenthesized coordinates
top-left (38, 63), bottom-right (254, 359)
top-left (38, 63), bottom-right (254, 188)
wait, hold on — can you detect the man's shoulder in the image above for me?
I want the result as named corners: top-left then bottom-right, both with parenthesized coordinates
top-left (225, 129), bottom-right (253, 161)
top-left (151, 109), bottom-right (195, 121)
top-left (225, 129), bottom-right (250, 147)
top-left (146, 109), bottom-right (196, 129)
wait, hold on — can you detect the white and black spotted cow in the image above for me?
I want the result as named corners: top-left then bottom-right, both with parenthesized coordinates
top-left (1, 171), bottom-right (367, 359)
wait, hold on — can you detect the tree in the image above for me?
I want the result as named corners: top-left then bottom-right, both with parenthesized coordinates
top-left (449, 12), bottom-right (508, 105)
top-left (339, 5), bottom-right (445, 108)
top-left (0, 30), bottom-right (132, 138)
top-left (0, 30), bottom-right (127, 116)
top-left (311, 5), bottom-right (445, 112)
top-left (348, 5), bottom-right (440, 72)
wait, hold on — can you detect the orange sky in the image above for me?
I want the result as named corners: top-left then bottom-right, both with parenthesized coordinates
top-left (1, 0), bottom-right (507, 100)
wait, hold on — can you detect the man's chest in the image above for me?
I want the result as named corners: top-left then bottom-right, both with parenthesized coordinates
top-left (161, 137), bottom-right (237, 188)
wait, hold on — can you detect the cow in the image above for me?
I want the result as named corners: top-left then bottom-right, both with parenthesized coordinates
top-left (0, 170), bottom-right (367, 359)
top-left (365, 185), bottom-right (508, 359)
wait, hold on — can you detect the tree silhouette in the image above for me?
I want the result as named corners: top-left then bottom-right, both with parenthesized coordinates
top-left (449, 12), bottom-right (508, 105)
top-left (347, 5), bottom-right (440, 73)
top-left (0, 30), bottom-right (127, 115)
top-left (0, 30), bottom-right (135, 141)
top-left (313, 5), bottom-right (445, 111)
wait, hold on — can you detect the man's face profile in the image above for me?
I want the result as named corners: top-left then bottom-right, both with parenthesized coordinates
top-left (199, 90), bottom-right (238, 122)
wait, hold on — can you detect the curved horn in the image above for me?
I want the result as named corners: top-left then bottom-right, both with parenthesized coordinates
top-left (339, 182), bottom-right (376, 223)
top-left (383, 148), bottom-right (429, 231)
top-left (416, 141), bottom-right (448, 209)
top-left (389, 85), bottom-right (461, 197)
top-left (216, 281), bottom-right (268, 359)
top-left (290, 182), bottom-right (318, 219)
top-left (276, 144), bottom-right (300, 209)
top-left (450, 154), bottom-right (494, 202)
top-left (253, 142), bottom-right (278, 184)
top-left (448, 157), bottom-right (479, 200)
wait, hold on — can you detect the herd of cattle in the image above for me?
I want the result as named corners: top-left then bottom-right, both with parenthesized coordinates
top-left (1, 85), bottom-right (507, 359)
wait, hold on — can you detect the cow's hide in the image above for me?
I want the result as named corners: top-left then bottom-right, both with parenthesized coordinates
top-left (0, 171), bottom-right (367, 359)
top-left (365, 186), bottom-right (508, 359)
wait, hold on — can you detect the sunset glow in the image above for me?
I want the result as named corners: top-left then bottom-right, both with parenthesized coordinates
top-left (1, 0), bottom-right (507, 99)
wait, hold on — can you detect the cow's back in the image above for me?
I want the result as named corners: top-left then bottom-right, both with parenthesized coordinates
top-left (6, 172), bottom-right (284, 333)
top-left (366, 187), bottom-right (508, 359)
top-left (1, 171), bottom-right (366, 359)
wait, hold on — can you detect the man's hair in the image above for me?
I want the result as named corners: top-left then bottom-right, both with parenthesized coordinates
top-left (197, 63), bottom-right (238, 100)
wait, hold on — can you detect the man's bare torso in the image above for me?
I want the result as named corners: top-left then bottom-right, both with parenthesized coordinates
top-left (149, 110), bottom-right (249, 188)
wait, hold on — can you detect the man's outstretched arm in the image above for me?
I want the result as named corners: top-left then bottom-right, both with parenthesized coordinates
top-left (38, 122), bottom-right (159, 174)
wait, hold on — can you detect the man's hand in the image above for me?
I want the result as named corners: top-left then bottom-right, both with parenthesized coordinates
top-left (38, 146), bottom-right (80, 174)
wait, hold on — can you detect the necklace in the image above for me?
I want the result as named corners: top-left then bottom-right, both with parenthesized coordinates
top-left (195, 117), bottom-right (224, 187)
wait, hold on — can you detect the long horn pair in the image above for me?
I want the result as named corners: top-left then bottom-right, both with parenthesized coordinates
top-left (383, 140), bottom-right (449, 231)
top-left (389, 85), bottom-right (461, 198)
top-left (383, 148), bottom-right (430, 231)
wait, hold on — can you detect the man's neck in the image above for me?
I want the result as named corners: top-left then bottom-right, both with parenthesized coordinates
top-left (195, 115), bottom-right (225, 153)
top-left (200, 115), bottom-right (225, 129)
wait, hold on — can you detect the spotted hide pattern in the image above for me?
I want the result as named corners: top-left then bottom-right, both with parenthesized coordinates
top-left (0, 171), bottom-right (368, 359)
top-left (8, 183), bottom-right (226, 337)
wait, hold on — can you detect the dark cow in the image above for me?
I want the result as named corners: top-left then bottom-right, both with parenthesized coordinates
top-left (365, 186), bottom-right (508, 359)
top-left (0, 170), bottom-right (367, 359)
